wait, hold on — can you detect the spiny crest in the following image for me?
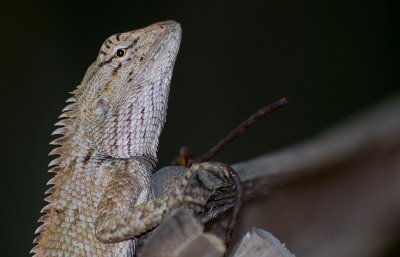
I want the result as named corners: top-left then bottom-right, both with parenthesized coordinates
top-left (31, 91), bottom-right (78, 256)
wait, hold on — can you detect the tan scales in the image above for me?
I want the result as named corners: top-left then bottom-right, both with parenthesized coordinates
top-left (32, 21), bottom-right (182, 257)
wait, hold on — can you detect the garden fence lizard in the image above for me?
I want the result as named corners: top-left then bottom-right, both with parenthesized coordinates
top-left (32, 20), bottom-right (189, 257)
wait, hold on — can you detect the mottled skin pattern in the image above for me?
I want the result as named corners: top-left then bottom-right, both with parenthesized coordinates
top-left (32, 21), bottom-right (182, 256)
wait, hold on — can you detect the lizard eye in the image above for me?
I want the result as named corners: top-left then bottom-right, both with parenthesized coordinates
top-left (115, 48), bottom-right (126, 58)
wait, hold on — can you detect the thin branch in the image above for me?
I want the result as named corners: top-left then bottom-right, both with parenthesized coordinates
top-left (193, 97), bottom-right (288, 163)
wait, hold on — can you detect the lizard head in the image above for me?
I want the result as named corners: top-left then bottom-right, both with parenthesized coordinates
top-left (76, 20), bottom-right (181, 161)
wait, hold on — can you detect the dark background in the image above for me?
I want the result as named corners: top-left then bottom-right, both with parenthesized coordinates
top-left (0, 0), bottom-right (398, 255)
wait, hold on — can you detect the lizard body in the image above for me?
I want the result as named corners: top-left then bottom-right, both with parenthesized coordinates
top-left (32, 21), bottom-right (182, 256)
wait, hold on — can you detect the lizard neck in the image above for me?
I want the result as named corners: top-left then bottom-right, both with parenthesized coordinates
top-left (64, 114), bottom-right (158, 169)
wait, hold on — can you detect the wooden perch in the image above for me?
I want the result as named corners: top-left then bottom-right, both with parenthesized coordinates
top-left (138, 208), bottom-right (295, 257)
top-left (150, 94), bottom-right (400, 256)
top-left (139, 208), bottom-right (225, 257)
top-left (230, 228), bottom-right (295, 257)
top-left (231, 95), bottom-right (400, 198)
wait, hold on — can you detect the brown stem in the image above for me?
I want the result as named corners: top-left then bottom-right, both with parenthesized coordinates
top-left (193, 97), bottom-right (288, 163)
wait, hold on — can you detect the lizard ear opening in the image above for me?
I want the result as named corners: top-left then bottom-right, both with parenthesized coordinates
top-left (94, 99), bottom-right (111, 118)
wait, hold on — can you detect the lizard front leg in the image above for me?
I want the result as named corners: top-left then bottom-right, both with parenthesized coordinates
top-left (94, 162), bottom-right (231, 244)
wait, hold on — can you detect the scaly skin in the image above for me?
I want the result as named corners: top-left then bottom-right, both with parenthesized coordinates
top-left (32, 21), bottom-right (182, 257)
